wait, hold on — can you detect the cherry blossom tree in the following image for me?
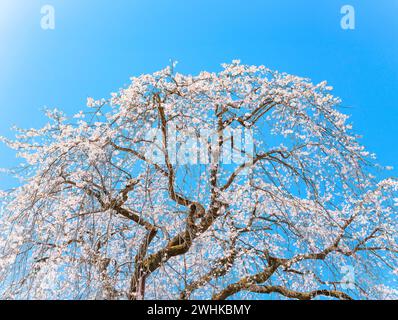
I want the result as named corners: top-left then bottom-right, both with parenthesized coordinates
top-left (0, 61), bottom-right (397, 300)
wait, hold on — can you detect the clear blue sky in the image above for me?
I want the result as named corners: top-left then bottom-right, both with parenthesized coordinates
top-left (1, 0), bottom-right (397, 189)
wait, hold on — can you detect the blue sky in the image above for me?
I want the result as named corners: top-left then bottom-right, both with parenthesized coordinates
top-left (0, 0), bottom-right (397, 189)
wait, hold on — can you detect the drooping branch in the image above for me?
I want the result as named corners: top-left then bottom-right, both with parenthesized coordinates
top-left (179, 237), bottom-right (238, 300)
top-left (247, 285), bottom-right (352, 300)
